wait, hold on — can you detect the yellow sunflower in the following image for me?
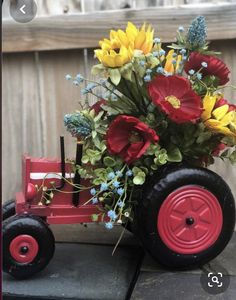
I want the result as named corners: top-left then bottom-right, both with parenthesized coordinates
top-left (94, 46), bottom-right (133, 68)
top-left (126, 22), bottom-right (154, 55)
top-left (202, 93), bottom-right (236, 137)
top-left (94, 22), bottom-right (154, 68)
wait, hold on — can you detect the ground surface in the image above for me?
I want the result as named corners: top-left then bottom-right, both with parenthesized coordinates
top-left (3, 225), bottom-right (236, 300)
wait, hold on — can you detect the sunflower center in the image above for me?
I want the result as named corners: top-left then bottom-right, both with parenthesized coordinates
top-left (129, 131), bottom-right (143, 143)
top-left (112, 48), bottom-right (120, 54)
top-left (165, 95), bottom-right (181, 109)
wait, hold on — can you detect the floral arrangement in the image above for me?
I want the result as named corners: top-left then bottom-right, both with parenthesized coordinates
top-left (64, 16), bottom-right (236, 230)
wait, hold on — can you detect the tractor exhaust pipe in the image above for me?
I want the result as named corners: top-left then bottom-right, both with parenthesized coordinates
top-left (60, 136), bottom-right (66, 180)
top-left (57, 136), bottom-right (66, 189)
top-left (72, 141), bottom-right (83, 206)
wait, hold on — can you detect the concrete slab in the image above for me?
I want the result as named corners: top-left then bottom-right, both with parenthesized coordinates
top-left (131, 272), bottom-right (236, 300)
top-left (3, 242), bottom-right (144, 300)
top-left (131, 233), bottom-right (236, 299)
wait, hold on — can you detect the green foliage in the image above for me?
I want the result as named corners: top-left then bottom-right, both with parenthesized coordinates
top-left (229, 150), bottom-right (236, 164)
top-left (132, 167), bottom-right (146, 185)
top-left (91, 64), bottom-right (106, 76)
top-left (167, 147), bottom-right (182, 162)
top-left (104, 156), bottom-right (116, 167)
top-left (120, 63), bottom-right (133, 81)
top-left (91, 214), bottom-right (99, 222)
top-left (109, 68), bottom-right (121, 85)
top-left (155, 149), bottom-right (169, 164)
top-left (82, 149), bottom-right (102, 165)
top-left (219, 147), bottom-right (236, 164)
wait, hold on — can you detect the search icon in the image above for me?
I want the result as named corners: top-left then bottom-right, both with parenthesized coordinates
top-left (211, 276), bottom-right (219, 285)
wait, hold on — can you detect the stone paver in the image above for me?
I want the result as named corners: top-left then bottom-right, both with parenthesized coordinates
top-left (131, 233), bottom-right (236, 299)
top-left (3, 229), bottom-right (236, 300)
top-left (3, 242), bottom-right (144, 300)
top-left (131, 272), bottom-right (236, 300)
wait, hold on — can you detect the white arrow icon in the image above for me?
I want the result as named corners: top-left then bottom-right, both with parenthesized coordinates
top-left (20, 4), bottom-right (26, 14)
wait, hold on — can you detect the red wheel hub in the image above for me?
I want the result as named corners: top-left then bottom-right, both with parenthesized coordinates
top-left (9, 235), bottom-right (39, 263)
top-left (157, 185), bottom-right (223, 254)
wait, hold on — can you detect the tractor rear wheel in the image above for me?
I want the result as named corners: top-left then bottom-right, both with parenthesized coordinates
top-left (136, 165), bottom-right (235, 269)
top-left (3, 214), bottom-right (55, 279)
top-left (2, 199), bottom-right (16, 221)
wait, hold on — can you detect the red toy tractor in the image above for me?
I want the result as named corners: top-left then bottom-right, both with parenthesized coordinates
top-left (2, 137), bottom-right (236, 279)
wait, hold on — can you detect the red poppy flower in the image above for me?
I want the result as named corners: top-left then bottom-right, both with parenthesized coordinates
top-left (184, 52), bottom-right (230, 85)
top-left (90, 99), bottom-right (106, 114)
top-left (107, 115), bottom-right (159, 164)
top-left (148, 75), bottom-right (202, 124)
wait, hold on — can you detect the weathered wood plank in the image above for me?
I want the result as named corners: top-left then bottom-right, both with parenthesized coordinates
top-left (209, 40), bottom-right (236, 198)
top-left (36, 50), bottom-right (86, 158)
top-left (135, 0), bottom-right (184, 7)
top-left (36, 0), bottom-right (82, 15)
top-left (3, 3), bottom-right (236, 52)
top-left (2, 50), bottom-right (86, 202)
top-left (2, 0), bottom-right (82, 18)
top-left (135, 0), bottom-right (234, 7)
top-left (2, 53), bottom-right (43, 201)
top-left (82, 0), bottom-right (134, 11)
top-left (211, 40), bottom-right (236, 102)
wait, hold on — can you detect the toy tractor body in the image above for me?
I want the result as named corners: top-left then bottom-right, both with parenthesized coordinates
top-left (3, 137), bottom-right (236, 279)
top-left (16, 139), bottom-right (102, 225)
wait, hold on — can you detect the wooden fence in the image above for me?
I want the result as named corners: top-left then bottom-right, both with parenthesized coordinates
top-left (2, 0), bottom-right (236, 202)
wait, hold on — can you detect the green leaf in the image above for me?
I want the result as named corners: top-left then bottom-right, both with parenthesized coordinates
top-left (78, 168), bottom-right (87, 178)
top-left (229, 150), bottom-right (236, 164)
top-left (146, 56), bottom-right (159, 68)
top-left (222, 136), bottom-right (236, 147)
top-left (167, 147), bottom-right (182, 162)
top-left (133, 57), bottom-right (146, 78)
top-left (93, 136), bottom-right (101, 149)
top-left (151, 164), bottom-right (158, 170)
top-left (168, 44), bottom-right (185, 50)
top-left (100, 142), bottom-right (107, 152)
top-left (92, 131), bottom-right (97, 139)
top-left (103, 156), bottom-right (116, 167)
top-left (140, 166), bottom-right (149, 174)
top-left (91, 214), bottom-right (99, 221)
top-left (109, 68), bottom-right (121, 85)
top-left (120, 63), bottom-right (133, 81)
top-left (133, 171), bottom-right (146, 185)
top-left (132, 167), bottom-right (142, 177)
top-left (91, 64), bottom-right (105, 76)
top-left (220, 149), bottom-right (229, 158)
top-left (81, 155), bottom-right (89, 164)
top-left (154, 154), bottom-right (167, 165)
top-left (96, 128), bottom-right (107, 135)
top-left (94, 111), bottom-right (104, 122)
top-left (93, 178), bottom-right (104, 185)
top-left (94, 168), bottom-right (106, 176)
top-left (196, 132), bottom-right (212, 144)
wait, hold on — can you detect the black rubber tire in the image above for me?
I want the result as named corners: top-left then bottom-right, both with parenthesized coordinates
top-left (3, 214), bottom-right (55, 279)
top-left (2, 199), bottom-right (16, 221)
top-left (136, 164), bottom-right (235, 269)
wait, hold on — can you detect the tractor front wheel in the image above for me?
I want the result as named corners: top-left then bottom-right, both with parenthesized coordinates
top-left (3, 214), bottom-right (55, 279)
